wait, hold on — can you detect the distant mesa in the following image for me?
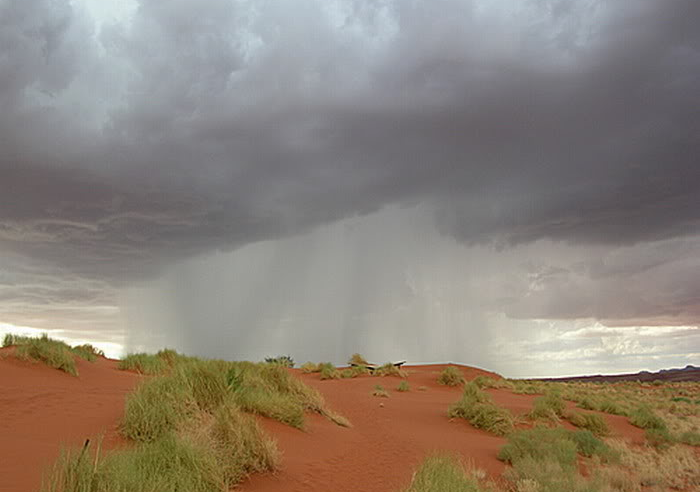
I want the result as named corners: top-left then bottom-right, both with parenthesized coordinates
top-left (537, 365), bottom-right (700, 383)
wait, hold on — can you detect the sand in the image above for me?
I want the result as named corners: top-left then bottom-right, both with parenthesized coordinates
top-left (0, 347), bottom-right (140, 492)
top-left (0, 354), bottom-right (646, 492)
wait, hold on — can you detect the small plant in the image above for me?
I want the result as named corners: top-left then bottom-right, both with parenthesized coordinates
top-left (71, 344), bottom-right (105, 361)
top-left (679, 430), bottom-right (700, 446)
top-left (437, 366), bottom-right (464, 387)
top-left (348, 353), bottom-right (369, 366)
top-left (372, 385), bottom-right (389, 397)
top-left (300, 362), bottom-right (320, 373)
top-left (566, 411), bottom-right (610, 436)
top-left (449, 382), bottom-right (514, 436)
top-left (404, 454), bottom-right (484, 492)
top-left (529, 390), bottom-right (566, 421)
top-left (118, 353), bottom-right (168, 375)
top-left (13, 334), bottom-right (78, 376)
top-left (397, 381), bottom-right (410, 392)
top-left (418, 386), bottom-right (428, 391)
top-left (629, 405), bottom-right (667, 430)
top-left (318, 362), bottom-right (341, 380)
top-left (374, 362), bottom-right (405, 377)
top-left (264, 355), bottom-right (294, 368)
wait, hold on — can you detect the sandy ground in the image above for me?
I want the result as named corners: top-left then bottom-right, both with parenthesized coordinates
top-left (0, 348), bottom-right (140, 492)
top-left (0, 353), bottom-right (645, 492)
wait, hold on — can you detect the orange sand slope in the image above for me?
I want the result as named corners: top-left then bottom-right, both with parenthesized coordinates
top-left (0, 355), bottom-right (645, 492)
top-left (0, 348), bottom-right (140, 492)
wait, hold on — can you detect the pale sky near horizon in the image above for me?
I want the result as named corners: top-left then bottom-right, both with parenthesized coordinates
top-left (1, 0), bottom-right (698, 377)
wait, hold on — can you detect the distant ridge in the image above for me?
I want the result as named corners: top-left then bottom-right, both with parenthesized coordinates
top-left (536, 365), bottom-right (700, 383)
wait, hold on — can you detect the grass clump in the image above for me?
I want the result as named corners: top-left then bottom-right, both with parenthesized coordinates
top-left (318, 362), bottom-right (341, 380)
top-left (121, 376), bottom-right (193, 442)
top-left (372, 385), bottom-right (389, 398)
top-left (679, 430), bottom-right (700, 446)
top-left (300, 361), bottom-right (320, 373)
top-left (263, 355), bottom-right (294, 367)
top-left (438, 366), bottom-right (465, 387)
top-left (397, 380), bottom-right (410, 392)
top-left (404, 455), bottom-right (485, 492)
top-left (348, 353), bottom-right (369, 366)
top-left (374, 362), bottom-right (406, 377)
top-left (340, 365), bottom-right (369, 378)
top-left (13, 334), bottom-right (78, 376)
top-left (529, 390), bottom-right (565, 421)
top-left (566, 411), bottom-right (610, 436)
top-left (118, 353), bottom-right (168, 375)
top-left (629, 405), bottom-right (666, 430)
top-left (448, 382), bottom-right (514, 436)
top-left (70, 344), bottom-right (104, 362)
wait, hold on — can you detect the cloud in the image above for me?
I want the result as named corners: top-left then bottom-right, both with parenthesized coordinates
top-left (0, 0), bottom-right (698, 370)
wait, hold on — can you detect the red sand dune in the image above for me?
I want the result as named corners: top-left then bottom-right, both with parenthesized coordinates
top-left (0, 347), bottom-right (140, 492)
top-left (0, 354), bottom-right (646, 492)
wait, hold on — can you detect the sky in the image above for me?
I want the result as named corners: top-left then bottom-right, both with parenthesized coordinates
top-left (0, 0), bottom-right (698, 377)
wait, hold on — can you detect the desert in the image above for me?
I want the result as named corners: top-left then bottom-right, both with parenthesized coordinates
top-left (1, 335), bottom-right (698, 491)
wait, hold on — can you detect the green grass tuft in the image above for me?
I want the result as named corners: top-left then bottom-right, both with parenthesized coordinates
top-left (372, 384), bottom-right (389, 397)
top-left (318, 362), bottom-right (341, 380)
top-left (566, 411), bottom-right (610, 436)
top-left (448, 382), bottom-right (514, 436)
top-left (13, 334), bottom-right (78, 376)
top-left (397, 380), bottom-right (410, 392)
top-left (70, 344), bottom-right (104, 362)
top-left (404, 455), bottom-right (484, 492)
top-left (118, 353), bottom-right (168, 375)
top-left (629, 405), bottom-right (667, 430)
top-left (529, 390), bottom-right (566, 421)
top-left (437, 366), bottom-right (465, 387)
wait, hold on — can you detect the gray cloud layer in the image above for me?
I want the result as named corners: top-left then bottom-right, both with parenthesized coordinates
top-left (1, 0), bottom-right (699, 368)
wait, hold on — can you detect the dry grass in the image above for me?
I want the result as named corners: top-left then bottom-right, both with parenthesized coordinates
top-left (438, 366), bottom-right (465, 387)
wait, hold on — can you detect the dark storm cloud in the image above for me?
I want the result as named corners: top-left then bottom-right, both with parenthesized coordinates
top-left (1, 0), bottom-right (699, 328)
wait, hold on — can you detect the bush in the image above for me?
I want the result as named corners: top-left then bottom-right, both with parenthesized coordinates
top-left (348, 353), bottom-right (369, 366)
top-left (319, 362), bottom-right (341, 380)
top-left (679, 430), bottom-right (700, 446)
top-left (499, 427), bottom-right (614, 468)
top-left (15, 334), bottom-right (78, 376)
top-left (209, 403), bottom-right (279, 484)
top-left (118, 353), bottom-right (168, 375)
top-left (629, 405), bottom-right (667, 430)
top-left (437, 366), bottom-right (464, 387)
top-left (404, 455), bottom-right (484, 492)
top-left (71, 344), bottom-right (104, 362)
top-left (448, 382), bottom-right (514, 436)
top-left (374, 363), bottom-right (405, 377)
top-left (529, 391), bottom-right (566, 421)
top-left (645, 427), bottom-right (675, 449)
top-left (567, 412), bottom-right (610, 436)
top-left (264, 355), bottom-right (294, 368)
top-left (121, 376), bottom-right (192, 442)
top-left (300, 362), bottom-right (320, 373)
top-left (397, 381), bottom-right (410, 392)
top-left (372, 385), bottom-right (389, 398)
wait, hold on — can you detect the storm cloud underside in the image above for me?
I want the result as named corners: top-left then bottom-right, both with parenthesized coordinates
top-left (1, 0), bottom-right (698, 375)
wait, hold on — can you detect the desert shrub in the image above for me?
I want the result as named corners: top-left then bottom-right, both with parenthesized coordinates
top-left (511, 381), bottom-right (540, 394)
top-left (263, 355), bottom-right (294, 367)
top-left (449, 382), bottom-right (514, 436)
top-left (374, 362), bottom-right (406, 377)
top-left (598, 399), bottom-right (627, 416)
top-left (645, 428), bottom-right (675, 449)
top-left (70, 344), bottom-right (104, 361)
top-left (15, 334), bottom-right (78, 376)
top-left (300, 361), bottom-right (320, 373)
top-left (397, 381), bottom-right (410, 392)
top-left (372, 385), bottom-right (389, 398)
top-left (209, 403), bottom-right (279, 484)
top-left (404, 455), bottom-right (484, 492)
top-left (178, 361), bottom-right (229, 411)
top-left (101, 435), bottom-right (223, 492)
top-left (472, 376), bottom-right (511, 390)
top-left (348, 353), bottom-right (369, 366)
top-left (499, 428), bottom-right (578, 468)
top-left (318, 362), bottom-right (341, 380)
top-left (437, 366), bottom-right (465, 387)
top-left (529, 390), bottom-right (566, 421)
top-left (567, 411), bottom-right (610, 436)
top-left (122, 376), bottom-right (193, 442)
top-left (156, 348), bottom-right (181, 365)
top-left (118, 353), bottom-right (168, 375)
top-left (234, 387), bottom-right (305, 428)
top-left (629, 405), bottom-right (667, 430)
top-left (341, 365), bottom-right (369, 378)
top-left (678, 430), bottom-right (700, 446)
top-left (570, 430), bottom-right (615, 459)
